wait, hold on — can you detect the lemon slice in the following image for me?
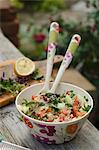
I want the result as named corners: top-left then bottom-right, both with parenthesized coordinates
top-left (14, 57), bottom-right (35, 76)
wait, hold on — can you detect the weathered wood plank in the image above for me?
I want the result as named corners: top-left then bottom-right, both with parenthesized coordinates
top-left (0, 104), bottom-right (99, 150)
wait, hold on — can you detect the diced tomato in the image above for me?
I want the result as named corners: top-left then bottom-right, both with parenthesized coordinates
top-left (38, 110), bottom-right (46, 118)
top-left (72, 96), bottom-right (85, 117)
top-left (73, 96), bottom-right (79, 106)
top-left (73, 96), bottom-right (79, 117)
top-left (47, 119), bottom-right (53, 122)
top-left (32, 95), bottom-right (36, 100)
top-left (39, 113), bottom-right (45, 118)
top-left (76, 111), bottom-right (86, 117)
top-left (46, 108), bottom-right (52, 113)
top-left (60, 108), bottom-right (68, 115)
top-left (66, 91), bottom-right (70, 95)
top-left (59, 115), bottom-right (65, 122)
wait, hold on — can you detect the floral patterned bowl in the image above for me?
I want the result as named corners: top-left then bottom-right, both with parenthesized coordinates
top-left (16, 82), bottom-right (93, 144)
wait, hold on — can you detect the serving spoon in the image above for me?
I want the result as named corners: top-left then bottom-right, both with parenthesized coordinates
top-left (38, 22), bottom-right (59, 94)
top-left (49, 34), bottom-right (81, 93)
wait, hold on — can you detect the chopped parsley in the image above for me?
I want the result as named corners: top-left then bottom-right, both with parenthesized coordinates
top-left (32, 69), bottom-right (44, 80)
top-left (83, 105), bottom-right (91, 112)
top-left (52, 98), bottom-right (59, 105)
top-left (38, 102), bottom-right (45, 106)
top-left (66, 103), bottom-right (72, 107)
top-left (0, 78), bottom-right (23, 96)
top-left (22, 99), bottom-right (34, 106)
top-left (31, 115), bottom-right (38, 119)
top-left (69, 90), bottom-right (75, 98)
top-left (45, 93), bottom-right (54, 98)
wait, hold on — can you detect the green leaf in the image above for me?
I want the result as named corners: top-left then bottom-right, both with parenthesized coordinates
top-left (45, 93), bottom-right (54, 98)
top-left (32, 69), bottom-right (43, 80)
top-left (54, 107), bottom-right (60, 112)
top-left (0, 78), bottom-right (23, 96)
top-left (66, 103), bottom-right (72, 107)
top-left (38, 102), bottom-right (45, 106)
top-left (83, 105), bottom-right (91, 112)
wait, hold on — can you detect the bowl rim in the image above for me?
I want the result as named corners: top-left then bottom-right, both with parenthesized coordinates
top-left (15, 82), bottom-right (93, 125)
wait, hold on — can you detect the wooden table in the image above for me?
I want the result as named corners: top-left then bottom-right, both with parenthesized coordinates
top-left (0, 31), bottom-right (99, 150)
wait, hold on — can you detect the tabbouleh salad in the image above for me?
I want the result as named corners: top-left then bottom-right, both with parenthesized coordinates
top-left (18, 90), bottom-right (91, 122)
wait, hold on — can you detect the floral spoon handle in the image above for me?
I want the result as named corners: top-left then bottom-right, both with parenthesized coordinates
top-left (50, 34), bottom-right (81, 93)
top-left (42, 22), bottom-right (59, 92)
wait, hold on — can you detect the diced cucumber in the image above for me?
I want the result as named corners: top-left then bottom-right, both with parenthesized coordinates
top-left (22, 105), bottom-right (29, 114)
top-left (57, 103), bottom-right (65, 109)
top-left (65, 95), bottom-right (73, 105)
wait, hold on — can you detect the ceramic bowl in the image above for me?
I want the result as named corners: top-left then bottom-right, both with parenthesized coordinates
top-left (16, 82), bottom-right (93, 144)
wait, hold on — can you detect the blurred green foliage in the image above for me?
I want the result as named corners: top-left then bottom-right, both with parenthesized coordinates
top-left (40, 0), bottom-right (65, 11)
top-left (10, 0), bottom-right (65, 12)
top-left (10, 0), bottom-right (23, 9)
top-left (17, 0), bottom-right (99, 85)
top-left (19, 23), bottom-right (48, 60)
